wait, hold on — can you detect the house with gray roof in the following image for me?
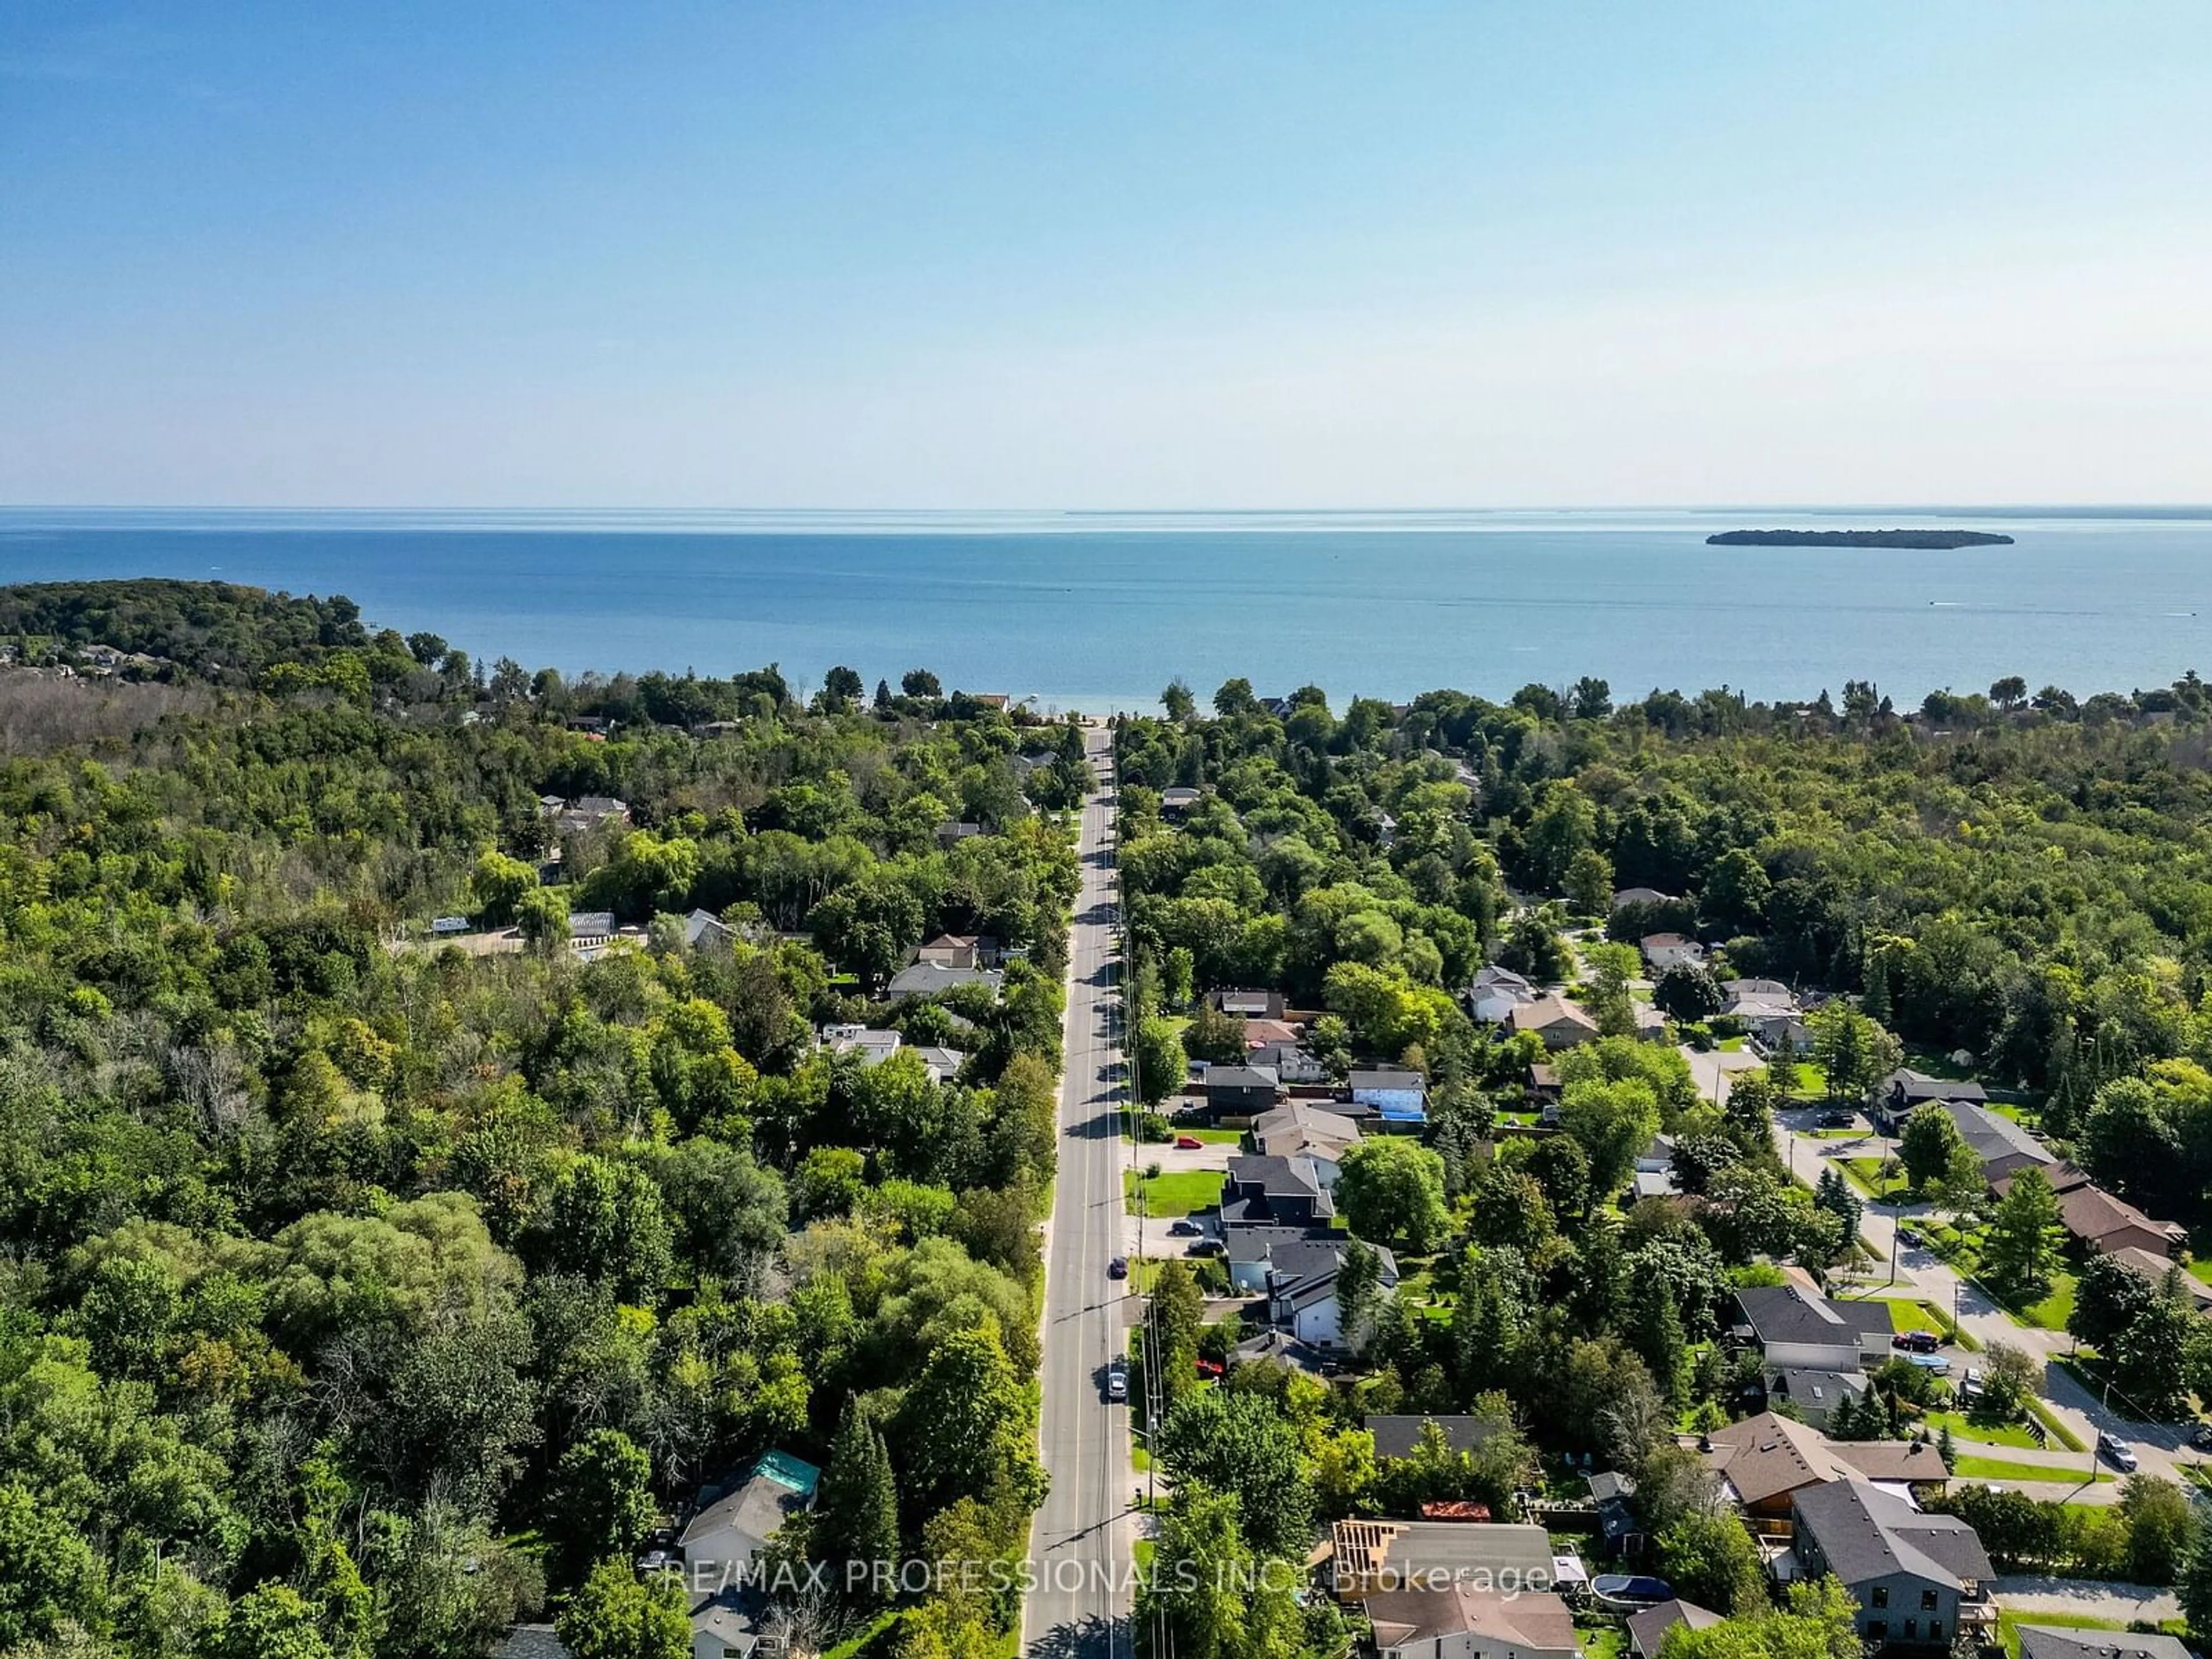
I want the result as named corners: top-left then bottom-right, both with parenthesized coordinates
top-left (1734, 1284), bottom-right (1892, 1373)
top-left (1789, 1479), bottom-right (1995, 1652)
top-left (1366, 1414), bottom-right (1510, 1463)
top-left (1936, 1098), bottom-right (2054, 1184)
top-left (2015, 1628), bottom-right (2195, 1659)
top-left (885, 960), bottom-right (1003, 998)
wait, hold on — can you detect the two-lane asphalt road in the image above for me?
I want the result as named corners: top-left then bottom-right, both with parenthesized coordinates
top-left (1024, 725), bottom-right (1134, 1659)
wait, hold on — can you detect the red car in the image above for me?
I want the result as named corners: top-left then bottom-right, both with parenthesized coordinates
top-left (1174, 1135), bottom-right (1203, 1150)
top-left (1194, 1357), bottom-right (1225, 1378)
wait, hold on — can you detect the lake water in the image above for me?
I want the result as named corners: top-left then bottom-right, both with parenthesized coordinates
top-left (1, 506), bottom-right (2209, 713)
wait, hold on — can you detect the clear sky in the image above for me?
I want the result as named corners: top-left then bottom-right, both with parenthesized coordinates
top-left (4, 2), bottom-right (2209, 508)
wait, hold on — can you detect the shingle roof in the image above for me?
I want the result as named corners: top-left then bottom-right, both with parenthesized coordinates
top-left (1701, 1411), bottom-right (1943, 1507)
top-left (1627, 1601), bottom-right (1722, 1659)
top-left (1734, 1285), bottom-right (1892, 1348)
top-left (1366, 1414), bottom-right (1510, 1461)
top-left (1793, 1479), bottom-right (1993, 1588)
top-left (1510, 994), bottom-right (1599, 1035)
top-left (1938, 1099), bottom-right (2052, 1172)
top-left (1366, 1586), bottom-right (1577, 1654)
top-left (2015, 1628), bottom-right (2195, 1659)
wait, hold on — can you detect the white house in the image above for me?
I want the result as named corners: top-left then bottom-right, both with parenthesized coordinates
top-left (1467, 965), bottom-right (1537, 1024)
top-left (1639, 933), bottom-right (1706, 972)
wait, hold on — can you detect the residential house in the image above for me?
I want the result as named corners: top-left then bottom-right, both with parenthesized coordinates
top-left (1869, 1069), bottom-right (1988, 1134)
top-left (678, 1450), bottom-right (821, 1588)
top-left (1248, 1039), bottom-right (1331, 1085)
top-left (2014, 1628), bottom-right (2196, 1659)
top-left (1367, 1415), bottom-right (1509, 1463)
top-left (1991, 1164), bottom-right (2187, 1258)
top-left (1251, 1104), bottom-right (1361, 1184)
top-left (1240, 1016), bottom-right (1304, 1051)
top-left (1467, 965), bottom-right (1538, 1024)
top-left (1205, 1064), bottom-right (1285, 1117)
top-left (1366, 1585), bottom-right (1582, 1659)
top-left (690, 1597), bottom-right (760, 1659)
top-left (1266, 1238), bottom-right (1399, 1348)
top-left (1626, 1603), bottom-right (1722, 1659)
top-left (916, 933), bottom-right (1000, 969)
top-left (1767, 1366), bottom-right (1874, 1430)
top-left (1612, 887), bottom-right (1679, 911)
top-left (1787, 1479), bottom-right (1995, 1651)
top-left (933, 820), bottom-right (984, 849)
top-left (493, 1629), bottom-right (571, 1659)
top-left (1220, 1154), bottom-right (1334, 1228)
top-left (1327, 1519), bottom-right (1560, 1603)
top-left (1936, 1099), bottom-right (2054, 1184)
top-left (1509, 994), bottom-right (1600, 1050)
top-left (1733, 1285), bottom-right (1893, 1373)
top-left (1639, 933), bottom-right (1705, 972)
top-left (907, 1046), bottom-right (968, 1084)
top-left (1701, 1412), bottom-right (1946, 1523)
top-left (2111, 1246), bottom-right (2212, 1309)
top-left (885, 960), bottom-right (1004, 998)
top-left (683, 908), bottom-right (737, 954)
top-left (1348, 1066), bottom-right (1427, 1124)
top-left (1159, 786), bottom-right (1203, 817)
top-left (1725, 978), bottom-right (1792, 1000)
top-left (1225, 1225), bottom-right (1340, 1294)
top-left (1211, 987), bottom-right (1287, 1020)
top-left (1631, 1134), bottom-right (1679, 1200)
top-left (821, 1024), bottom-right (903, 1065)
top-left (1525, 1062), bottom-right (1563, 1105)
top-left (544, 795), bottom-right (631, 838)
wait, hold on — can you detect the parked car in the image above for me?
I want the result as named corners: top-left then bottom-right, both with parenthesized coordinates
top-left (1106, 1363), bottom-right (1128, 1402)
top-left (2192, 1424), bottom-right (2212, 1450)
top-left (1892, 1330), bottom-right (1941, 1354)
top-left (1818, 1110), bottom-right (1855, 1128)
top-left (1174, 1135), bottom-right (1204, 1150)
top-left (1166, 1219), bottom-right (1204, 1237)
top-left (1194, 1357), bottom-right (1225, 1378)
top-left (1108, 1256), bottom-right (1128, 1279)
top-left (1904, 1353), bottom-right (1950, 1374)
top-left (1187, 1238), bottom-right (1224, 1257)
top-left (2099, 1433), bottom-right (2139, 1472)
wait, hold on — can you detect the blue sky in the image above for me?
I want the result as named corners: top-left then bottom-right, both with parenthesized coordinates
top-left (3, 2), bottom-right (2209, 507)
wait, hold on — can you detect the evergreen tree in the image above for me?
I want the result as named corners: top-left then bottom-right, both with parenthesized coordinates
top-left (1937, 1423), bottom-right (1957, 1470)
top-left (1813, 1165), bottom-right (1862, 1241)
top-left (816, 1402), bottom-right (900, 1605)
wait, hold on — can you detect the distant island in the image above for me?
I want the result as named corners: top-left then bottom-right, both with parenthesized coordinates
top-left (1707, 528), bottom-right (2015, 549)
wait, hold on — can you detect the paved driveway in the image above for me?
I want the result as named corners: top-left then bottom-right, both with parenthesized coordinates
top-left (1993, 1577), bottom-right (2181, 1623)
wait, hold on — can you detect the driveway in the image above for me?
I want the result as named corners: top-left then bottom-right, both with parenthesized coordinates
top-left (1680, 1043), bottom-right (1763, 1104)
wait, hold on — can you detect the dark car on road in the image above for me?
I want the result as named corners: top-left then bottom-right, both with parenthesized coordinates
top-left (1108, 1256), bottom-right (1128, 1279)
top-left (1166, 1219), bottom-right (1203, 1237)
top-left (1817, 1109), bottom-right (1856, 1128)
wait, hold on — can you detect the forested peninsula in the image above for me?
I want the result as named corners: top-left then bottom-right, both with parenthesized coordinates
top-left (1706, 528), bottom-right (2016, 548)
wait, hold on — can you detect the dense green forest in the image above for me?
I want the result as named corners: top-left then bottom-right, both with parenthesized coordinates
top-left (0, 582), bottom-right (1082, 1659)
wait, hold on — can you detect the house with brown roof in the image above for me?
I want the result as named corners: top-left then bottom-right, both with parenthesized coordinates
top-left (1991, 1164), bottom-right (2187, 1258)
top-left (1699, 1411), bottom-right (1948, 1522)
top-left (1509, 994), bottom-right (1600, 1050)
top-left (1366, 1584), bottom-right (1582, 1659)
top-left (2111, 1246), bottom-right (2212, 1309)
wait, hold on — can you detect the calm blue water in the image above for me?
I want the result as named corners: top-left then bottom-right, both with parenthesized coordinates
top-left (1, 506), bottom-right (2209, 711)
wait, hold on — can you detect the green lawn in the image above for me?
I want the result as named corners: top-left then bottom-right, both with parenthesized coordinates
top-left (1123, 1168), bottom-right (1224, 1217)
top-left (1950, 1453), bottom-right (2112, 1484)
top-left (1789, 1061), bottom-right (1825, 1098)
top-left (1922, 1408), bottom-right (2040, 1450)
top-left (2017, 1273), bottom-right (2077, 1331)
top-left (2187, 1257), bottom-right (2212, 1287)
top-left (1887, 1300), bottom-right (1942, 1334)
top-left (1840, 1156), bottom-right (1911, 1200)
